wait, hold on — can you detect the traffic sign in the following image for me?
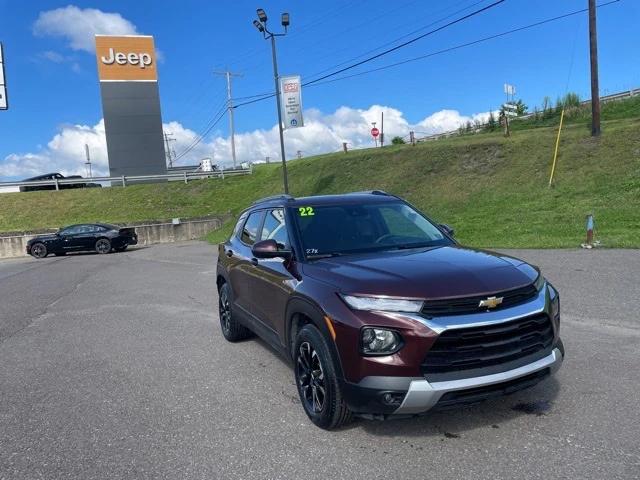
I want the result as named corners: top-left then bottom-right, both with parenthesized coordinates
top-left (371, 127), bottom-right (380, 138)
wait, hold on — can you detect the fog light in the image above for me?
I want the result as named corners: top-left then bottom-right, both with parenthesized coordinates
top-left (361, 327), bottom-right (402, 355)
top-left (381, 392), bottom-right (405, 406)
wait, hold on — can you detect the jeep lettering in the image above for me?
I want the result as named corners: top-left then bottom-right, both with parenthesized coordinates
top-left (101, 48), bottom-right (152, 68)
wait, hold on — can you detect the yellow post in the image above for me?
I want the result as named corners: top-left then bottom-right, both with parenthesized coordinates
top-left (548, 108), bottom-right (565, 187)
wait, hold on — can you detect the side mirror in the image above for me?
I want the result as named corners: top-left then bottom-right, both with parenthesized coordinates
top-left (439, 223), bottom-right (455, 237)
top-left (252, 239), bottom-right (292, 259)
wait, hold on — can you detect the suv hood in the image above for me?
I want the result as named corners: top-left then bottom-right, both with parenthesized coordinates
top-left (301, 246), bottom-right (537, 299)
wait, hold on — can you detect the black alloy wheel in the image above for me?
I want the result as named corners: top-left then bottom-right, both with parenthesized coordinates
top-left (296, 341), bottom-right (326, 414)
top-left (95, 238), bottom-right (111, 254)
top-left (31, 243), bottom-right (47, 259)
top-left (218, 283), bottom-right (251, 342)
top-left (293, 324), bottom-right (351, 429)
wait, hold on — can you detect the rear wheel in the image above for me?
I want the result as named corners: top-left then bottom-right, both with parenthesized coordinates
top-left (218, 283), bottom-right (251, 342)
top-left (95, 238), bottom-right (111, 254)
top-left (294, 324), bottom-right (351, 430)
top-left (31, 243), bottom-right (47, 259)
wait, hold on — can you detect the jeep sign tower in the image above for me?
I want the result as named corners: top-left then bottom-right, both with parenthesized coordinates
top-left (95, 35), bottom-right (167, 181)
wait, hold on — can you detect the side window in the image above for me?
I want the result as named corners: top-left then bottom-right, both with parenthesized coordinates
top-left (233, 213), bottom-right (248, 239)
top-left (240, 211), bottom-right (263, 246)
top-left (260, 209), bottom-right (289, 248)
top-left (61, 226), bottom-right (81, 235)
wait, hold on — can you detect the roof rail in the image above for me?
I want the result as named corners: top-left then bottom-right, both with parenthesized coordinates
top-left (251, 194), bottom-right (294, 205)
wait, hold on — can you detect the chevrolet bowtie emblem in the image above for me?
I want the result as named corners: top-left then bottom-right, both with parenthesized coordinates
top-left (479, 296), bottom-right (503, 309)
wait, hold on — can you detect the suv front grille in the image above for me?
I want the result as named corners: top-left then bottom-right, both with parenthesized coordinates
top-left (421, 313), bottom-right (554, 375)
top-left (421, 283), bottom-right (538, 317)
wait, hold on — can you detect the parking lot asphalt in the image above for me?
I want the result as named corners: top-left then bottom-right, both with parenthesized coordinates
top-left (0, 242), bottom-right (638, 479)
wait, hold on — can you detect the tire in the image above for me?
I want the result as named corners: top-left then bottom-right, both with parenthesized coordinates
top-left (31, 242), bottom-right (48, 259)
top-left (114, 244), bottom-right (128, 252)
top-left (218, 283), bottom-right (251, 342)
top-left (294, 324), bottom-right (352, 430)
top-left (95, 238), bottom-right (111, 254)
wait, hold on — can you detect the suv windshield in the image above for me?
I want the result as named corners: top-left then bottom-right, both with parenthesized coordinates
top-left (291, 201), bottom-right (452, 258)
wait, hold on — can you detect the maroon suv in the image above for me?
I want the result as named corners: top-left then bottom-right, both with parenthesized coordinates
top-left (216, 191), bottom-right (564, 429)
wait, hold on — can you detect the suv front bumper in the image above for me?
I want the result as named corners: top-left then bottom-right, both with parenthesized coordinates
top-left (340, 284), bottom-right (563, 416)
top-left (394, 346), bottom-right (563, 414)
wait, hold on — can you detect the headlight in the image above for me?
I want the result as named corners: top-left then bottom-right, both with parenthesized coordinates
top-left (361, 328), bottom-right (403, 355)
top-left (341, 294), bottom-right (423, 312)
top-left (534, 272), bottom-right (546, 291)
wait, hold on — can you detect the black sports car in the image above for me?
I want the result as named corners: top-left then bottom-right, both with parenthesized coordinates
top-left (26, 223), bottom-right (138, 258)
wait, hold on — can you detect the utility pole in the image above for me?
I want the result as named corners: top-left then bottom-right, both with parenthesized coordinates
top-left (380, 112), bottom-right (385, 147)
top-left (163, 132), bottom-right (176, 168)
top-left (588, 0), bottom-right (601, 136)
top-left (84, 144), bottom-right (92, 178)
top-left (214, 70), bottom-right (243, 167)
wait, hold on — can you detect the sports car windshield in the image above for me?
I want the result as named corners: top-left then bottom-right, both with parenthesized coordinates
top-left (291, 201), bottom-right (452, 258)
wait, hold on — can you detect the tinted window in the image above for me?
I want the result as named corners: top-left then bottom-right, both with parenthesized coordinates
top-left (260, 209), bottom-right (289, 248)
top-left (233, 212), bottom-right (248, 239)
top-left (59, 226), bottom-right (77, 235)
top-left (241, 211), bottom-right (263, 245)
top-left (292, 201), bottom-right (450, 257)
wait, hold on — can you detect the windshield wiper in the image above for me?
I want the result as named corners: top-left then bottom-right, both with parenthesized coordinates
top-left (387, 243), bottom-right (436, 251)
top-left (307, 252), bottom-right (344, 260)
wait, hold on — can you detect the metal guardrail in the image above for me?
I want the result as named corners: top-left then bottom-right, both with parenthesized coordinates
top-left (0, 167), bottom-right (252, 190)
top-left (415, 87), bottom-right (640, 143)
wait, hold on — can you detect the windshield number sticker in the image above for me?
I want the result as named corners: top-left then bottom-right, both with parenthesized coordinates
top-left (306, 248), bottom-right (319, 254)
top-left (298, 206), bottom-right (315, 217)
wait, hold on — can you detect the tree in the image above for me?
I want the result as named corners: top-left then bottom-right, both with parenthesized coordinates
top-left (515, 99), bottom-right (528, 116)
top-left (563, 92), bottom-right (581, 109)
top-left (485, 111), bottom-right (498, 131)
top-left (391, 136), bottom-right (406, 145)
top-left (465, 121), bottom-right (473, 133)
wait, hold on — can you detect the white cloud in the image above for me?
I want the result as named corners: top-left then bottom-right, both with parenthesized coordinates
top-left (33, 5), bottom-right (139, 53)
top-left (0, 105), bottom-right (491, 179)
top-left (0, 120), bottom-right (108, 178)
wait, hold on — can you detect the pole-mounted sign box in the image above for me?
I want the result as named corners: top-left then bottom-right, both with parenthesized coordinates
top-left (0, 43), bottom-right (8, 110)
top-left (279, 75), bottom-right (303, 129)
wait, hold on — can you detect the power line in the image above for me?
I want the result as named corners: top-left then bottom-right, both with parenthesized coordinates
top-left (173, 103), bottom-right (228, 162)
top-left (302, 0), bottom-right (506, 87)
top-left (304, 0), bottom-right (491, 80)
top-left (306, 0), bottom-right (622, 89)
top-left (231, 1), bottom-right (504, 110)
top-left (231, 0), bottom-right (621, 110)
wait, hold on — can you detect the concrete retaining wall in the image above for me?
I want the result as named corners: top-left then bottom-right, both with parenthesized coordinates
top-left (0, 216), bottom-right (228, 259)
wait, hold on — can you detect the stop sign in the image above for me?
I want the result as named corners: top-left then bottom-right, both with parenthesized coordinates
top-left (371, 127), bottom-right (380, 138)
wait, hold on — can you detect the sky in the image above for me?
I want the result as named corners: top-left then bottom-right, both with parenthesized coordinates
top-left (0, 0), bottom-right (638, 180)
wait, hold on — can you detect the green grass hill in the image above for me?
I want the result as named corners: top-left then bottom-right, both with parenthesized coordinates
top-left (1, 114), bottom-right (639, 248)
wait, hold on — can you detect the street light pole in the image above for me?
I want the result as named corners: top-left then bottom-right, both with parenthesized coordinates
top-left (270, 35), bottom-right (289, 193)
top-left (254, 9), bottom-right (290, 194)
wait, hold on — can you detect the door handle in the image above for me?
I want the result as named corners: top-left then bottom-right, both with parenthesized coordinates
top-left (225, 249), bottom-right (233, 257)
top-left (251, 258), bottom-right (259, 266)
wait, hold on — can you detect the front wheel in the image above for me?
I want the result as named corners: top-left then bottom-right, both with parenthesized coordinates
top-left (95, 238), bottom-right (111, 254)
top-left (31, 242), bottom-right (47, 259)
top-left (294, 324), bottom-right (351, 430)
